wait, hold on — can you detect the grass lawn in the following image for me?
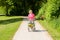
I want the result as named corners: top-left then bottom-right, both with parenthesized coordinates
top-left (38, 20), bottom-right (60, 40)
top-left (0, 16), bottom-right (23, 40)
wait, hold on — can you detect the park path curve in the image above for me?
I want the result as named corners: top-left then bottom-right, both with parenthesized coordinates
top-left (12, 17), bottom-right (53, 40)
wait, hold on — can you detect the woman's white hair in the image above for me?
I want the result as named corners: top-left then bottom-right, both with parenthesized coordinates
top-left (29, 10), bottom-right (33, 13)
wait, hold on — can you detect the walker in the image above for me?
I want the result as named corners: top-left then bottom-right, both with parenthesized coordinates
top-left (28, 21), bottom-right (35, 32)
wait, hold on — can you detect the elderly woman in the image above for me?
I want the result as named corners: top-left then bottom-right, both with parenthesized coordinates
top-left (28, 10), bottom-right (35, 23)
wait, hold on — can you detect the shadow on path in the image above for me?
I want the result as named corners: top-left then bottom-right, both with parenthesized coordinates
top-left (33, 30), bottom-right (47, 32)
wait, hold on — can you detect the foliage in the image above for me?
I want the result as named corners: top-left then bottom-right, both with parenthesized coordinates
top-left (36, 0), bottom-right (60, 20)
top-left (0, 0), bottom-right (45, 16)
top-left (0, 6), bottom-right (6, 15)
top-left (0, 0), bottom-right (13, 16)
top-left (39, 16), bottom-right (60, 40)
top-left (37, 0), bottom-right (60, 40)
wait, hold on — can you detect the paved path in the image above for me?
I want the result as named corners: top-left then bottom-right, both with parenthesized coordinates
top-left (12, 18), bottom-right (53, 40)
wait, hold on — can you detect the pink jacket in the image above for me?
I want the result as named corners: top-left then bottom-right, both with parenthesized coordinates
top-left (28, 13), bottom-right (35, 21)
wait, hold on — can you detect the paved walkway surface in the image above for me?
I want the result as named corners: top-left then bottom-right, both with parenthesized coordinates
top-left (12, 18), bottom-right (53, 40)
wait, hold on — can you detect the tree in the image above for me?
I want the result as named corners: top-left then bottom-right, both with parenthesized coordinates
top-left (0, 0), bottom-right (13, 16)
top-left (36, 0), bottom-right (60, 20)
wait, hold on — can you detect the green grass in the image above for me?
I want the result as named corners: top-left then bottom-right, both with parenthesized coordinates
top-left (38, 19), bottom-right (60, 40)
top-left (0, 16), bottom-right (23, 40)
